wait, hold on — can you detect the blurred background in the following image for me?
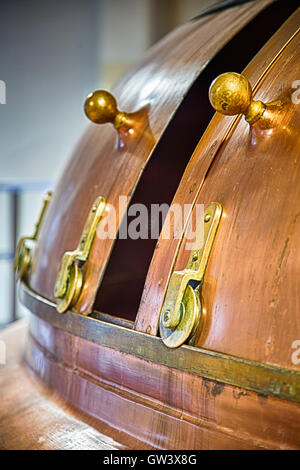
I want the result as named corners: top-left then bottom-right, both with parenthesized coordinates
top-left (0, 0), bottom-right (217, 327)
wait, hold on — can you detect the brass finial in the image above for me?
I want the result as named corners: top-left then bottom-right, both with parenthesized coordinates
top-left (84, 90), bottom-right (129, 129)
top-left (209, 72), bottom-right (266, 125)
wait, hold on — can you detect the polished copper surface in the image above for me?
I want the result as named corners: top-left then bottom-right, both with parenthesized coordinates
top-left (136, 9), bottom-right (300, 374)
top-left (5, 0), bottom-right (300, 450)
top-left (29, 0), bottom-right (273, 315)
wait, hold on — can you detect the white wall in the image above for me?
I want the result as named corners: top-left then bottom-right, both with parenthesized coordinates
top-left (99, 0), bottom-right (152, 89)
top-left (177, 0), bottom-right (218, 22)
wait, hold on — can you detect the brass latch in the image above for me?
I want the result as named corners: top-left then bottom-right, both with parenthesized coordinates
top-left (54, 196), bottom-right (106, 313)
top-left (14, 192), bottom-right (52, 280)
top-left (159, 202), bottom-right (222, 348)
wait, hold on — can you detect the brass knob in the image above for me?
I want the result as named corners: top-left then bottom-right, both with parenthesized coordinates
top-left (84, 90), bottom-right (129, 129)
top-left (209, 72), bottom-right (266, 125)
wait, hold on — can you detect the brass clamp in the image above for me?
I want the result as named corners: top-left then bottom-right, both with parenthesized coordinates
top-left (54, 196), bottom-right (106, 314)
top-left (159, 202), bottom-right (222, 348)
top-left (14, 191), bottom-right (52, 280)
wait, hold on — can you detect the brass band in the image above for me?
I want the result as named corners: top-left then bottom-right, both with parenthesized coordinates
top-left (20, 280), bottom-right (300, 404)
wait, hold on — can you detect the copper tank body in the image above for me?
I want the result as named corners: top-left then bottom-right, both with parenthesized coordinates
top-left (1, 0), bottom-right (300, 450)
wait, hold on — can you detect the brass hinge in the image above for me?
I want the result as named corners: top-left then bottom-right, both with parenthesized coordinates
top-left (54, 196), bottom-right (106, 313)
top-left (159, 202), bottom-right (222, 348)
top-left (14, 191), bottom-right (52, 280)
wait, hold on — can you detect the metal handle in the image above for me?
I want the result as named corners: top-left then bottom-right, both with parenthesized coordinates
top-left (209, 72), bottom-right (283, 126)
top-left (54, 196), bottom-right (106, 313)
top-left (14, 192), bottom-right (52, 280)
top-left (84, 90), bottom-right (131, 130)
top-left (159, 202), bottom-right (222, 348)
